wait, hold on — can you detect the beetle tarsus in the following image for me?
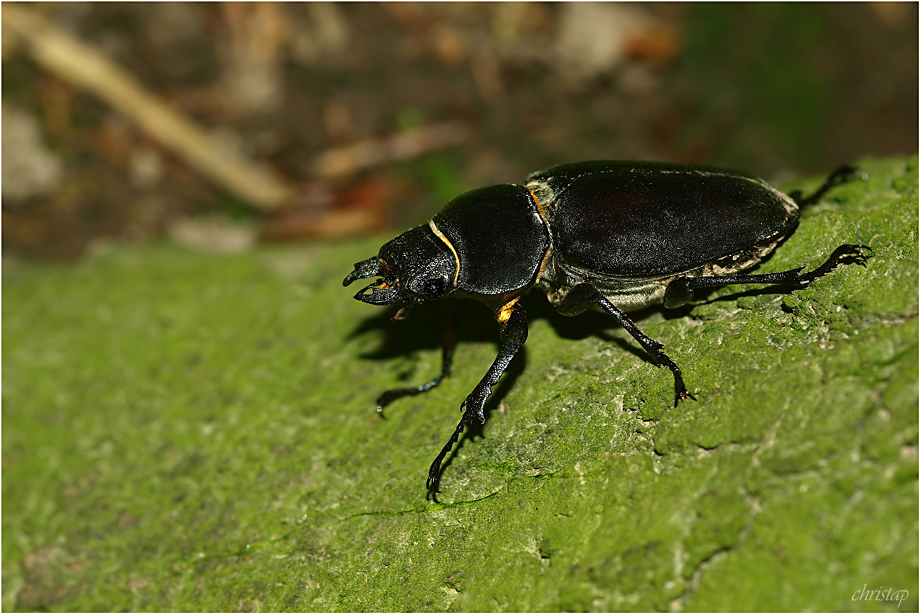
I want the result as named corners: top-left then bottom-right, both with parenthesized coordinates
top-left (796, 244), bottom-right (872, 285)
top-left (427, 418), bottom-right (467, 492)
top-left (375, 374), bottom-right (447, 415)
top-left (653, 348), bottom-right (695, 407)
top-left (671, 366), bottom-right (695, 406)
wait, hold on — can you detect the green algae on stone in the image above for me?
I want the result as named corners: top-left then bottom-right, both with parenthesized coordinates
top-left (3, 156), bottom-right (917, 611)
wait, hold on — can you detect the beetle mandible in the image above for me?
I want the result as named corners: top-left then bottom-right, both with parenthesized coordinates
top-left (343, 161), bottom-right (870, 491)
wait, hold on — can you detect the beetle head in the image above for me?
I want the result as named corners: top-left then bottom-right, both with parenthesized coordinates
top-left (343, 225), bottom-right (458, 310)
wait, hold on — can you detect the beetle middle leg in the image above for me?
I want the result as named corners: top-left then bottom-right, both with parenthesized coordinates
top-left (557, 284), bottom-right (694, 407)
top-left (589, 287), bottom-right (695, 407)
top-left (663, 244), bottom-right (872, 309)
top-left (376, 301), bottom-right (458, 415)
top-left (427, 300), bottom-right (528, 491)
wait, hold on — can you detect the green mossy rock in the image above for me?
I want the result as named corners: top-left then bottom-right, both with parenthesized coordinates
top-left (4, 156), bottom-right (917, 611)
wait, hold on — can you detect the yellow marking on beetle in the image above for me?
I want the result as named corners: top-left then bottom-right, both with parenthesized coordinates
top-left (497, 297), bottom-right (520, 325)
top-left (527, 186), bottom-right (550, 231)
top-left (527, 186), bottom-right (555, 287)
top-left (429, 220), bottom-right (460, 285)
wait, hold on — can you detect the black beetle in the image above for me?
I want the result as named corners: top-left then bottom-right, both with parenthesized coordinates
top-left (344, 161), bottom-right (870, 491)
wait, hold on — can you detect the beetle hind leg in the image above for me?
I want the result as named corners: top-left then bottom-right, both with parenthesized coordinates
top-left (788, 165), bottom-right (868, 207)
top-left (663, 244), bottom-right (872, 309)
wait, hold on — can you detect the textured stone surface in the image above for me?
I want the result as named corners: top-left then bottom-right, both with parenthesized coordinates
top-left (3, 156), bottom-right (917, 611)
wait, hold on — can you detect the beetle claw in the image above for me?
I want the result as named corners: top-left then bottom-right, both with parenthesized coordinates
top-left (848, 244), bottom-right (873, 267)
top-left (674, 388), bottom-right (696, 407)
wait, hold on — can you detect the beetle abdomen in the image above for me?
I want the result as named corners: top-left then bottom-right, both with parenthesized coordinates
top-left (527, 161), bottom-right (799, 277)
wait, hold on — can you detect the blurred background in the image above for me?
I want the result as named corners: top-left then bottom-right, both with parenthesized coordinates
top-left (2, 2), bottom-right (917, 262)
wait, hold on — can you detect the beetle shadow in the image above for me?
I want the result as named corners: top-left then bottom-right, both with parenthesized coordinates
top-left (346, 298), bottom-right (526, 428)
top-left (347, 299), bottom-right (511, 362)
top-left (521, 294), bottom-right (696, 363)
top-left (692, 285), bottom-right (801, 306)
top-left (346, 301), bottom-right (451, 360)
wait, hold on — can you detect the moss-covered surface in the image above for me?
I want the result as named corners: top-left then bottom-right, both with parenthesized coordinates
top-left (3, 156), bottom-right (918, 612)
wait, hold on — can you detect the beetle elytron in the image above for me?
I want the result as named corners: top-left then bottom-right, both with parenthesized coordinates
top-left (344, 161), bottom-right (870, 491)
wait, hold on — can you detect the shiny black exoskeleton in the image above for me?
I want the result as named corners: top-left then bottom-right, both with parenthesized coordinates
top-left (343, 161), bottom-right (870, 491)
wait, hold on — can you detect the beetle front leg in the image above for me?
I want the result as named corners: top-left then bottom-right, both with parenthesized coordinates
top-left (376, 302), bottom-right (458, 415)
top-left (427, 300), bottom-right (528, 491)
top-left (663, 244), bottom-right (872, 308)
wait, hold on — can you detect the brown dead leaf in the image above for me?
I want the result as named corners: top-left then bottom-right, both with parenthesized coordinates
top-left (625, 24), bottom-right (681, 66)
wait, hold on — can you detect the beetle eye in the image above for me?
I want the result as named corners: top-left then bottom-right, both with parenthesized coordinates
top-left (423, 278), bottom-right (447, 299)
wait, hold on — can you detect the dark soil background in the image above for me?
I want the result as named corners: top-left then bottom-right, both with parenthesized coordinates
top-left (3, 3), bottom-right (917, 261)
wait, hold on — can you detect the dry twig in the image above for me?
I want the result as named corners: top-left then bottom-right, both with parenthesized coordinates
top-left (2, 4), bottom-right (297, 210)
top-left (310, 122), bottom-right (471, 180)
